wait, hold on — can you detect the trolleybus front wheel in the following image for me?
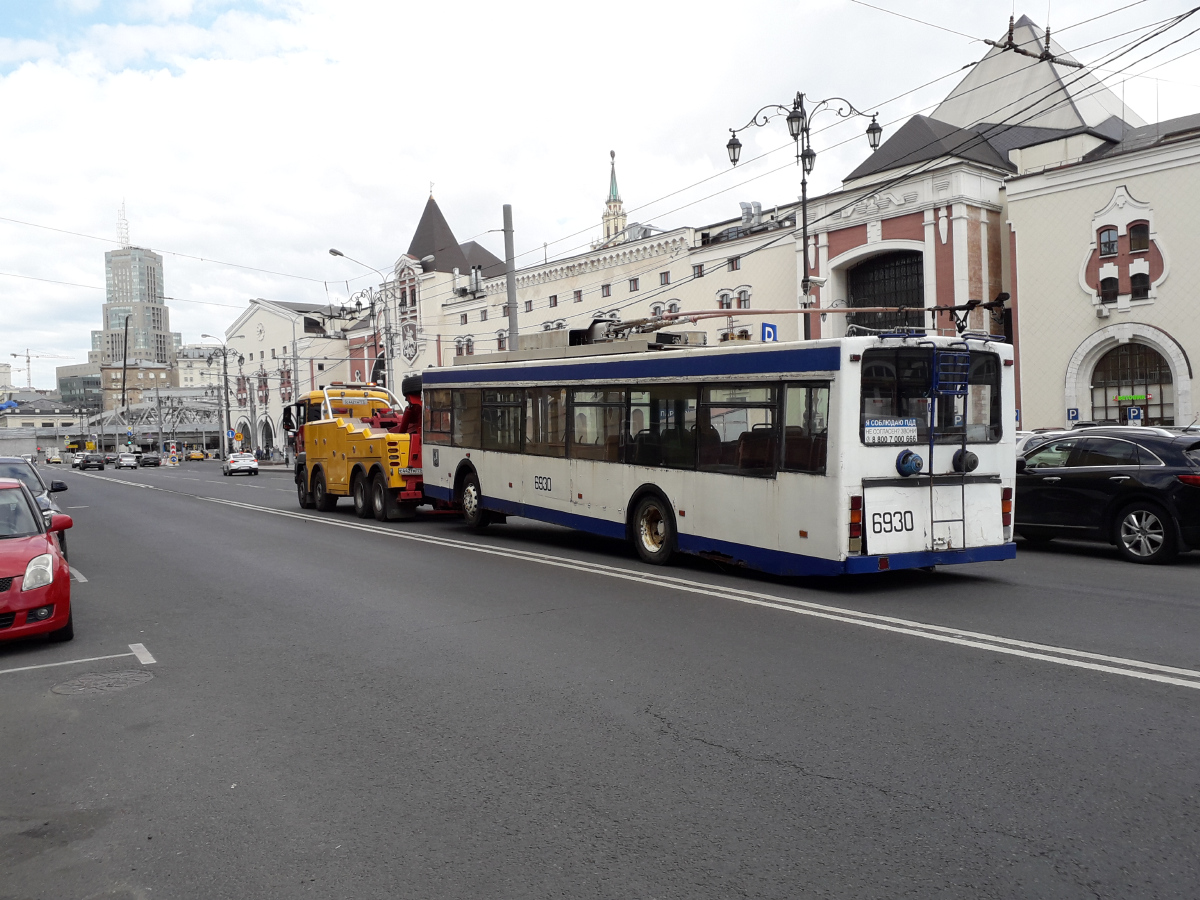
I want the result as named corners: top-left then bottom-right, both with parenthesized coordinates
top-left (460, 472), bottom-right (490, 531)
top-left (632, 494), bottom-right (675, 566)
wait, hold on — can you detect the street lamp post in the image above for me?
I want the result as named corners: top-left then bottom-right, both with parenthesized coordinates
top-left (727, 93), bottom-right (882, 302)
top-left (330, 248), bottom-right (393, 390)
top-left (202, 334), bottom-right (243, 460)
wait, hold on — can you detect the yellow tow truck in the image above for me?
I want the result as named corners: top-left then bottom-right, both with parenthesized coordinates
top-left (286, 381), bottom-right (424, 520)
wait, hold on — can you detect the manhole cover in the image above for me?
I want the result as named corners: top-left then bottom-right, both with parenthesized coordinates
top-left (52, 670), bottom-right (154, 695)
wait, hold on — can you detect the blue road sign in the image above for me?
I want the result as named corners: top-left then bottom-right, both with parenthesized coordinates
top-left (227, 430), bottom-right (235, 438)
top-left (1067, 408), bottom-right (1080, 421)
top-left (762, 322), bottom-right (778, 342)
top-left (1127, 406), bottom-right (1143, 422)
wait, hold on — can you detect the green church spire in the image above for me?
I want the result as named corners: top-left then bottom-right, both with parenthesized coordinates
top-left (608, 150), bottom-right (620, 202)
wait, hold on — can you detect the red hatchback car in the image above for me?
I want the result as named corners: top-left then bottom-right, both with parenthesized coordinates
top-left (0, 478), bottom-right (74, 642)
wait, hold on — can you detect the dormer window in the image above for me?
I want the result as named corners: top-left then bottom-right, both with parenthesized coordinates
top-left (1099, 228), bottom-right (1118, 257)
top-left (1129, 223), bottom-right (1150, 252)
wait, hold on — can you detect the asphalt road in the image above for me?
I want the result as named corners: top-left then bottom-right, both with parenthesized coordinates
top-left (3, 462), bottom-right (1199, 899)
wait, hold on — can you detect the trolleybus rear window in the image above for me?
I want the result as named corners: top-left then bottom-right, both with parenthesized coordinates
top-left (860, 348), bottom-right (1001, 444)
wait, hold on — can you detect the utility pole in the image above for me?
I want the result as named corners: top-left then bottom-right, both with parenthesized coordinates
top-left (120, 315), bottom-right (131, 415)
top-left (154, 382), bottom-right (164, 452)
top-left (503, 204), bottom-right (519, 352)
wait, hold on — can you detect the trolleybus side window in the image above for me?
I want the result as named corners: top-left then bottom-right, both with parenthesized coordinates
top-left (698, 385), bottom-right (777, 476)
top-left (782, 383), bottom-right (830, 473)
top-left (452, 389), bottom-right (481, 448)
top-left (424, 389), bottom-right (452, 445)
top-left (571, 389), bottom-right (624, 462)
top-left (627, 386), bottom-right (698, 469)
top-left (482, 389), bottom-right (522, 452)
top-left (966, 352), bottom-right (1002, 443)
top-left (525, 388), bottom-right (568, 458)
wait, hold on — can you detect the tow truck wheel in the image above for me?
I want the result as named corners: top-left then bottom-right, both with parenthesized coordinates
top-left (353, 474), bottom-right (373, 518)
top-left (297, 470), bottom-right (315, 509)
top-left (312, 469), bottom-right (337, 511)
top-left (460, 472), bottom-right (489, 531)
top-left (371, 473), bottom-right (389, 522)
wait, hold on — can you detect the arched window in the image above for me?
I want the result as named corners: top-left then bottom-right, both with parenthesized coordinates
top-left (1090, 342), bottom-right (1174, 425)
top-left (651, 303), bottom-right (664, 316)
top-left (454, 339), bottom-right (464, 357)
top-left (847, 250), bottom-right (924, 330)
top-left (1099, 227), bottom-right (1118, 256)
top-left (667, 302), bottom-right (680, 314)
top-left (1129, 223), bottom-right (1150, 252)
top-left (718, 331), bottom-right (732, 343)
top-left (736, 329), bottom-right (750, 340)
top-left (718, 294), bottom-right (733, 310)
top-left (465, 338), bottom-right (474, 356)
top-left (497, 332), bottom-right (507, 351)
top-left (1100, 277), bottom-right (1119, 303)
top-left (1130, 272), bottom-right (1150, 301)
top-left (736, 290), bottom-right (751, 309)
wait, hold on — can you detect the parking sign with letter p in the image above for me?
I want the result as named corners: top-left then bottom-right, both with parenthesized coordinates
top-left (761, 323), bottom-right (778, 342)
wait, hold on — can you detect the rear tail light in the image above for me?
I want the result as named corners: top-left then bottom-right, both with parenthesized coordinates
top-left (849, 496), bottom-right (863, 553)
top-left (1178, 474), bottom-right (1200, 487)
top-left (1001, 487), bottom-right (1013, 527)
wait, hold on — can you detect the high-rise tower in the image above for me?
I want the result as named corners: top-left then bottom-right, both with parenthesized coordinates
top-left (88, 207), bottom-right (181, 366)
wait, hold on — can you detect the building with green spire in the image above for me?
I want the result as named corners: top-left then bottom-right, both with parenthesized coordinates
top-left (600, 150), bottom-right (627, 246)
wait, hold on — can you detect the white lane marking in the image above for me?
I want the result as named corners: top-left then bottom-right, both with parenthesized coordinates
top-left (73, 471), bottom-right (1200, 693)
top-left (195, 495), bottom-right (1200, 693)
top-left (0, 651), bottom-right (134, 676)
top-left (129, 643), bottom-right (156, 664)
top-left (69, 567), bottom-right (88, 583)
top-left (66, 506), bottom-right (89, 509)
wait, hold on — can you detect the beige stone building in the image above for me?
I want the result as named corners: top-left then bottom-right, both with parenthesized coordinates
top-left (1006, 119), bottom-right (1199, 428)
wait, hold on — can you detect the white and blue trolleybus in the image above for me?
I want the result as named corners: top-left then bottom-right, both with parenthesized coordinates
top-left (421, 329), bottom-right (1017, 576)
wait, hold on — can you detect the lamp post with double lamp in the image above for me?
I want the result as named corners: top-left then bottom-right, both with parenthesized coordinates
top-left (201, 334), bottom-right (243, 460)
top-left (726, 93), bottom-right (882, 307)
top-left (329, 248), bottom-right (393, 390)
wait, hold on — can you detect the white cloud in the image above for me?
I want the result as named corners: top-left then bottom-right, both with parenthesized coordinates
top-left (2, 0), bottom-right (1198, 387)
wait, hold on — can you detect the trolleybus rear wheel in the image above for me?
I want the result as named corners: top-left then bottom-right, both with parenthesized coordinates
top-left (632, 494), bottom-right (675, 565)
top-left (460, 472), bottom-right (489, 531)
top-left (312, 469), bottom-right (337, 511)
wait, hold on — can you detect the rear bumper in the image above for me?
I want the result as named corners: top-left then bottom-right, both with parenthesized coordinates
top-left (843, 542), bottom-right (1017, 574)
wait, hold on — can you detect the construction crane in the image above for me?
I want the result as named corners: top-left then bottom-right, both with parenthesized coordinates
top-left (10, 350), bottom-right (71, 389)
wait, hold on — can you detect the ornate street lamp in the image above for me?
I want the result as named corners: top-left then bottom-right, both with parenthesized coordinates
top-left (727, 92), bottom-right (882, 299)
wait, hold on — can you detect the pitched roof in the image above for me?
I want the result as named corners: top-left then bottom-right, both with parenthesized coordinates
top-left (406, 196), bottom-right (470, 275)
top-left (459, 240), bottom-right (506, 278)
top-left (845, 114), bottom-right (1015, 181)
top-left (932, 15), bottom-right (1145, 132)
top-left (1082, 112), bottom-right (1200, 162)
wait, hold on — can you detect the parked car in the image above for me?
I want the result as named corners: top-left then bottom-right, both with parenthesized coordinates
top-left (222, 453), bottom-right (259, 476)
top-left (1016, 427), bottom-right (1200, 564)
top-left (78, 453), bottom-right (105, 471)
top-left (115, 453), bottom-right (138, 470)
top-left (140, 452), bottom-right (162, 467)
top-left (0, 456), bottom-right (68, 519)
top-left (0, 478), bottom-right (74, 642)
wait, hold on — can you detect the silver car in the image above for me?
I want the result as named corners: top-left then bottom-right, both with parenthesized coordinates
top-left (116, 453), bottom-right (139, 470)
top-left (223, 453), bottom-right (259, 476)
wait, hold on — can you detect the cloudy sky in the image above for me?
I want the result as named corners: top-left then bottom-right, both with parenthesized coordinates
top-left (2, 0), bottom-right (1198, 389)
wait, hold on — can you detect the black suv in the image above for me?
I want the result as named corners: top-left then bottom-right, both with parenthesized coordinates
top-left (1016, 427), bottom-right (1200, 564)
top-left (79, 453), bottom-right (106, 471)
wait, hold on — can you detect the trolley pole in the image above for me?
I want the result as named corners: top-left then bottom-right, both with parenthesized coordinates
top-left (504, 204), bottom-right (519, 351)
